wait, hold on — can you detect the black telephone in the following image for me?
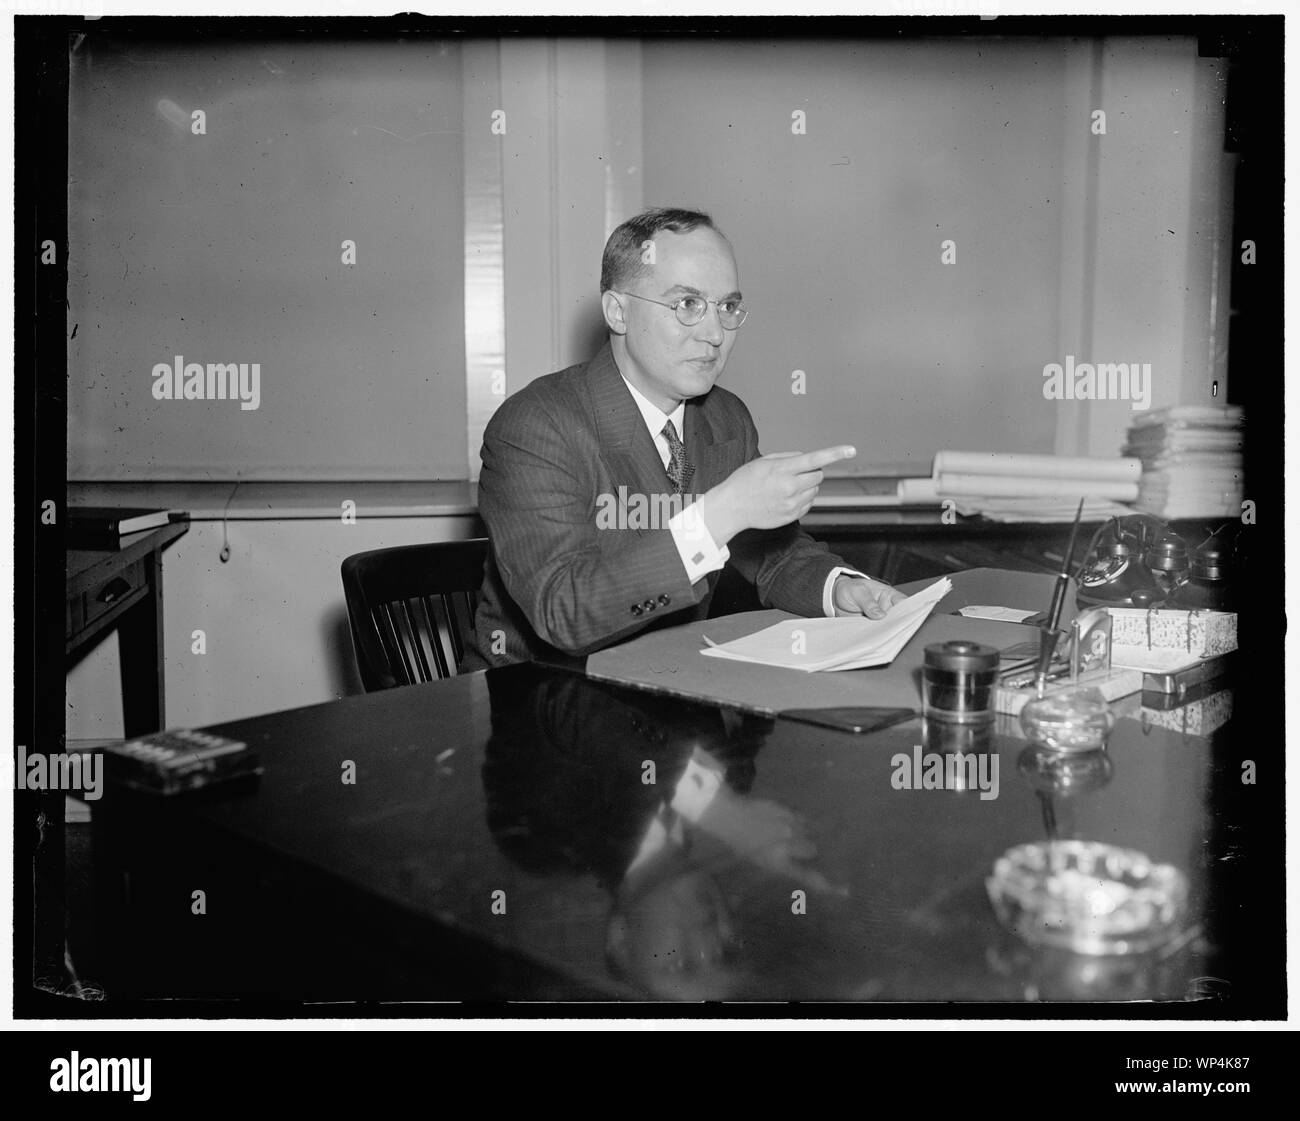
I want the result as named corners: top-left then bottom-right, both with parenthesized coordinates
top-left (1074, 514), bottom-right (1234, 611)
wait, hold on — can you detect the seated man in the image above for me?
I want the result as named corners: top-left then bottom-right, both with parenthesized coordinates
top-left (462, 206), bottom-right (903, 672)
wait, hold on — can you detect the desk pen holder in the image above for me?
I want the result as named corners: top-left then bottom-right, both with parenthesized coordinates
top-left (995, 608), bottom-right (1143, 717)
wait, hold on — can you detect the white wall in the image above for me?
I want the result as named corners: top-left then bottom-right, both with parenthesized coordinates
top-left (68, 34), bottom-right (1229, 486)
top-left (67, 38), bottom-right (467, 481)
top-left (635, 36), bottom-right (1231, 466)
top-left (1063, 37), bottom-right (1232, 456)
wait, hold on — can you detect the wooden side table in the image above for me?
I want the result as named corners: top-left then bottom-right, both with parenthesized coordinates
top-left (66, 517), bottom-right (189, 736)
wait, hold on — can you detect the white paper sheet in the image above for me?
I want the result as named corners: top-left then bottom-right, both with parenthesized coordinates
top-left (957, 605), bottom-right (1040, 623)
top-left (699, 577), bottom-right (951, 672)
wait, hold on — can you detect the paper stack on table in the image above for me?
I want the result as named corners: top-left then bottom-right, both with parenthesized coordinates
top-left (700, 577), bottom-right (952, 672)
top-left (1123, 405), bottom-right (1244, 518)
top-left (913, 451), bottom-right (1142, 521)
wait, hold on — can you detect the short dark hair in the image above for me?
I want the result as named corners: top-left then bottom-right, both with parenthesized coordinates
top-left (600, 207), bottom-right (721, 294)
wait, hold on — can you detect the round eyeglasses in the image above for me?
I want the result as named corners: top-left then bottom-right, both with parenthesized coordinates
top-left (618, 290), bottom-right (749, 330)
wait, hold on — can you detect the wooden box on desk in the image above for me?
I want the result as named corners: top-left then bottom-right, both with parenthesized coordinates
top-left (1108, 608), bottom-right (1237, 658)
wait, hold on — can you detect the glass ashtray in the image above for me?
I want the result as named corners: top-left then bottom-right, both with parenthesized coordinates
top-left (1019, 685), bottom-right (1115, 754)
top-left (986, 840), bottom-right (1189, 956)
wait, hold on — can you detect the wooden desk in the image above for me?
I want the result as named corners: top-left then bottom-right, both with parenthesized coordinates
top-left (86, 656), bottom-right (1278, 1012)
top-left (67, 518), bottom-right (189, 736)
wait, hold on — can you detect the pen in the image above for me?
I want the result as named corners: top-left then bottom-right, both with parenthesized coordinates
top-left (1034, 498), bottom-right (1085, 694)
top-left (1004, 666), bottom-right (1073, 691)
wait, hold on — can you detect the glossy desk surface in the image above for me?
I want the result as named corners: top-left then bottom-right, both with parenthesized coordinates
top-left (93, 656), bottom-right (1278, 1010)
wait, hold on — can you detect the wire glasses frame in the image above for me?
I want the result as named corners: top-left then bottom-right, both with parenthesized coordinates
top-left (618, 290), bottom-right (749, 330)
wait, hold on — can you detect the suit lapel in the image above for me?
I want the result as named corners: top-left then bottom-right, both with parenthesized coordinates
top-left (586, 342), bottom-right (673, 497)
top-left (685, 397), bottom-right (737, 495)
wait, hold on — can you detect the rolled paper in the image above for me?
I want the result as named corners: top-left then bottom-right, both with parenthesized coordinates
top-left (935, 473), bottom-right (1139, 500)
top-left (933, 451), bottom-right (1142, 482)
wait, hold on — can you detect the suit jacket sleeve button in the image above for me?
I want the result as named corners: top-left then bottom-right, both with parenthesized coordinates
top-left (658, 594), bottom-right (670, 606)
top-left (643, 599), bottom-right (656, 612)
top-left (630, 604), bottom-right (642, 616)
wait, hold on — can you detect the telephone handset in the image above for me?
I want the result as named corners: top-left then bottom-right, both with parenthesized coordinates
top-left (1075, 514), bottom-right (1234, 611)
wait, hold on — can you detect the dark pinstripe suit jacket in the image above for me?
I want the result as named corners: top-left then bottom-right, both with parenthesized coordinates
top-left (461, 341), bottom-right (846, 671)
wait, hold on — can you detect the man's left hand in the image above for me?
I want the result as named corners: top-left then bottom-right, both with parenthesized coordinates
top-left (833, 575), bottom-right (908, 620)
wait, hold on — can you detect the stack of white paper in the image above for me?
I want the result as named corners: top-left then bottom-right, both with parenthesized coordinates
top-left (700, 577), bottom-right (952, 672)
top-left (1124, 405), bottom-right (1244, 518)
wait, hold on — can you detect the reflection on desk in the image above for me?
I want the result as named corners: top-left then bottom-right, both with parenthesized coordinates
top-left (89, 661), bottom-right (1270, 1008)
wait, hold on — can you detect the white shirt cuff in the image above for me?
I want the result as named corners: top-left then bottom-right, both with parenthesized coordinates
top-left (823, 566), bottom-right (874, 617)
top-left (669, 501), bottom-right (730, 585)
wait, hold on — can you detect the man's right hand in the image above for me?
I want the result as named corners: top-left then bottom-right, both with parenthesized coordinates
top-left (697, 445), bottom-right (856, 546)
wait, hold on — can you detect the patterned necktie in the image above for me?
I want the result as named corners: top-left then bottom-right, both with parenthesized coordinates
top-left (662, 419), bottom-right (695, 495)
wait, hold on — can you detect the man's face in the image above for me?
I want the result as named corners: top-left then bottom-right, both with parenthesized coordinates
top-left (610, 226), bottom-right (741, 413)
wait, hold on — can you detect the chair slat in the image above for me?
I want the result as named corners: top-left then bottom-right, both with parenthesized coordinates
top-left (443, 593), bottom-right (465, 666)
top-left (396, 599), bottom-right (432, 684)
top-left (426, 596), bottom-right (450, 682)
top-left (393, 600), bottom-right (421, 686)
top-left (377, 603), bottom-right (414, 687)
top-left (420, 595), bottom-right (451, 679)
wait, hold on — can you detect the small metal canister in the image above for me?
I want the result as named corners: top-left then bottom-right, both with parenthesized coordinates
top-left (922, 640), bottom-right (1000, 724)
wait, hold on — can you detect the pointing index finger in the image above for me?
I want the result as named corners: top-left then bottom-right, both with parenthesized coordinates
top-left (788, 445), bottom-right (857, 474)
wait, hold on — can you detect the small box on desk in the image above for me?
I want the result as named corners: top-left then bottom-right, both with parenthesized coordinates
top-left (102, 729), bottom-right (261, 796)
top-left (1108, 607), bottom-right (1237, 658)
